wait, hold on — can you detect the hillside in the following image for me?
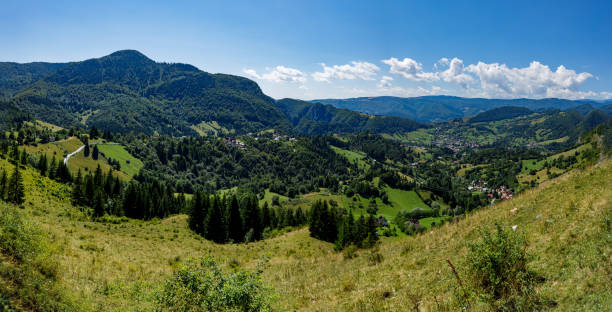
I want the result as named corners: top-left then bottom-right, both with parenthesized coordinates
top-left (468, 106), bottom-right (533, 123)
top-left (276, 98), bottom-right (424, 135)
top-left (0, 50), bottom-right (293, 136)
top-left (0, 51), bottom-right (433, 137)
top-left (314, 96), bottom-right (604, 123)
top-left (1, 148), bottom-right (610, 311)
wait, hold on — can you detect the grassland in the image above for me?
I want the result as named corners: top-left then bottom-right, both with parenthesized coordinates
top-left (23, 138), bottom-right (142, 181)
top-left (1, 155), bottom-right (610, 311)
top-left (96, 145), bottom-right (143, 177)
top-left (330, 145), bottom-right (370, 170)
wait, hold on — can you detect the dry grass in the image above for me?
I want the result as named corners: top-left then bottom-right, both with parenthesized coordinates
top-left (1, 156), bottom-right (610, 311)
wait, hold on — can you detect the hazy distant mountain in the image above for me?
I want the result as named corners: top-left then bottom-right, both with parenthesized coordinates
top-left (313, 96), bottom-right (603, 122)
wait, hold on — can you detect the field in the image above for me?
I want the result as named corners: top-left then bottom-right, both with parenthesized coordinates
top-left (23, 136), bottom-right (83, 161)
top-left (23, 138), bottom-right (141, 181)
top-left (330, 145), bottom-right (370, 170)
top-left (1, 152), bottom-right (610, 311)
top-left (96, 145), bottom-right (144, 177)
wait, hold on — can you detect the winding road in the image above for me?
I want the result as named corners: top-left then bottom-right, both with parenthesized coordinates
top-left (63, 142), bottom-right (120, 165)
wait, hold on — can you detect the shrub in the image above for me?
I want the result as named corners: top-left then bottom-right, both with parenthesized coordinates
top-left (0, 205), bottom-right (76, 311)
top-left (155, 257), bottom-right (275, 312)
top-left (466, 224), bottom-right (542, 311)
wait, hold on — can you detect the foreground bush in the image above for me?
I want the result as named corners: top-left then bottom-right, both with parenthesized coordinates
top-left (155, 257), bottom-right (275, 312)
top-left (0, 204), bottom-right (76, 311)
top-left (466, 223), bottom-right (542, 311)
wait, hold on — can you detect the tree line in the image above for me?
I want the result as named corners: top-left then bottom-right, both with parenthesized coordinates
top-left (309, 200), bottom-right (379, 250)
top-left (188, 192), bottom-right (307, 244)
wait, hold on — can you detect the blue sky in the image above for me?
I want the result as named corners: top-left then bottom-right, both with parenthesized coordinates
top-left (2, 0), bottom-right (611, 100)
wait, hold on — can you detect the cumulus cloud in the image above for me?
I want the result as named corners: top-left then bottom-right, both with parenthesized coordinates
top-left (465, 61), bottom-right (593, 99)
top-left (378, 76), bottom-right (394, 88)
top-left (382, 57), bottom-right (439, 82)
top-left (438, 57), bottom-right (474, 88)
top-left (243, 66), bottom-right (307, 83)
top-left (312, 61), bottom-right (380, 82)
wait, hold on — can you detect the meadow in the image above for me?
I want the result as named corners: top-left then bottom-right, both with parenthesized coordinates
top-left (0, 152), bottom-right (610, 311)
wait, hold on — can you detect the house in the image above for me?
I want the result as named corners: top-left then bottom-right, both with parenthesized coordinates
top-left (375, 216), bottom-right (389, 227)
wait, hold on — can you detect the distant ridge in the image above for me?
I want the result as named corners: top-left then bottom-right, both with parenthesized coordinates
top-left (313, 96), bottom-right (605, 123)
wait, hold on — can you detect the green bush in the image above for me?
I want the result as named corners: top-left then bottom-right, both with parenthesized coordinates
top-left (466, 224), bottom-right (542, 311)
top-left (155, 257), bottom-right (275, 312)
top-left (0, 204), bottom-right (76, 311)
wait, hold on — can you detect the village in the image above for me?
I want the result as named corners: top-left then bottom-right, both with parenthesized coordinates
top-left (468, 181), bottom-right (513, 200)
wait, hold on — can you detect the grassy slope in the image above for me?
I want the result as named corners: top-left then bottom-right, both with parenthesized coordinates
top-left (25, 138), bottom-right (139, 181)
top-left (1, 156), bottom-right (610, 311)
top-left (96, 145), bottom-right (143, 177)
top-left (330, 145), bottom-right (370, 170)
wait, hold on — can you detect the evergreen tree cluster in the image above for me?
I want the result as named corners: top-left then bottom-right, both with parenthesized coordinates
top-left (129, 135), bottom-right (357, 195)
top-left (189, 193), bottom-right (306, 244)
top-left (308, 200), bottom-right (378, 250)
top-left (0, 164), bottom-right (25, 205)
top-left (72, 165), bottom-right (187, 219)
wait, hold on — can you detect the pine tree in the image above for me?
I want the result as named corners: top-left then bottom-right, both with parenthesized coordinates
top-left (55, 161), bottom-right (72, 183)
top-left (261, 201), bottom-right (271, 229)
top-left (7, 164), bottom-right (25, 205)
top-left (92, 145), bottom-right (99, 160)
top-left (92, 189), bottom-right (105, 218)
top-left (227, 195), bottom-right (243, 243)
top-left (188, 192), bottom-right (207, 235)
top-left (93, 164), bottom-right (103, 186)
top-left (19, 149), bottom-right (28, 166)
top-left (0, 169), bottom-right (7, 200)
top-left (72, 169), bottom-right (84, 206)
top-left (84, 144), bottom-right (90, 158)
top-left (48, 156), bottom-right (57, 179)
top-left (37, 154), bottom-right (48, 176)
top-left (243, 195), bottom-right (262, 241)
top-left (205, 195), bottom-right (228, 243)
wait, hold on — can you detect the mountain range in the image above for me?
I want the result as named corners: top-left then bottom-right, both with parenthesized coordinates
top-left (0, 50), bottom-right (422, 136)
top-left (313, 96), bottom-right (608, 123)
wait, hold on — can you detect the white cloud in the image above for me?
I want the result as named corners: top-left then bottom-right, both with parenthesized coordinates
top-left (377, 76), bottom-right (394, 88)
top-left (382, 57), bottom-right (439, 82)
top-left (312, 61), bottom-right (380, 82)
top-left (243, 68), bottom-right (261, 79)
top-left (465, 61), bottom-right (594, 99)
top-left (438, 57), bottom-right (474, 88)
top-left (435, 57), bottom-right (449, 70)
top-left (243, 66), bottom-right (306, 83)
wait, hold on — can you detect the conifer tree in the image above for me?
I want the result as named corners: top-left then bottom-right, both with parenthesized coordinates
top-left (72, 169), bottom-right (84, 206)
top-left (92, 145), bottom-right (99, 160)
top-left (261, 201), bottom-right (271, 229)
top-left (7, 164), bottom-right (25, 205)
top-left (55, 161), bottom-right (72, 183)
top-left (48, 156), bottom-right (57, 179)
top-left (227, 195), bottom-right (243, 243)
top-left (84, 144), bottom-right (90, 157)
top-left (37, 154), bottom-right (48, 176)
top-left (205, 195), bottom-right (228, 243)
top-left (20, 149), bottom-right (27, 166)
top-left (189, 192), bottom-right (207, 235)
top-left (92, 189), bottom-right (105, 217)
top-left (0, 169), bottom-right (7, 200)
top-left (243, 195), bottom-right (262, 241)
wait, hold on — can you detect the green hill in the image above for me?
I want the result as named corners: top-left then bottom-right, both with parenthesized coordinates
top-left (1, 146), bottom-right (610, 311)
top-left (276, 98), bottom-right (424, 135)
top-left (1, 50), bottom-right (292, 136)
top-left (1, 51), bottom-right (430, 137)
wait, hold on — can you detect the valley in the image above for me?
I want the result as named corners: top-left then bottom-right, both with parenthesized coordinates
top-left (0, 50), bottom-right (611, 311)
